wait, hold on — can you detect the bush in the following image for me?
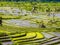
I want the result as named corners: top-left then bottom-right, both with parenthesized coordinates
top-left (0, 42), bottom-right (2, 45)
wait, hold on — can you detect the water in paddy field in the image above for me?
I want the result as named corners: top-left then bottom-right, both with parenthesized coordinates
top-left (50, 13), bottom-right (60, 18)
top-left (2, 42), bottom-right (13, 45)
top-left (3, 19), bottom-right (38, 27)
top-left (55, 14), bottom-right (60, 18)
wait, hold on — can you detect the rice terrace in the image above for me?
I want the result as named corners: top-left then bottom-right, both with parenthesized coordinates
top-left (0, 0), bottom-right (60, 45)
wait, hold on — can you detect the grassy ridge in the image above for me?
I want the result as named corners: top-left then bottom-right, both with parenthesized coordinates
top-left (1, 15), bottom-right (20, 19)
top-left (0, 2), bottom-right (60, 12)
top-left (0, 24), bottom-right (59, 34)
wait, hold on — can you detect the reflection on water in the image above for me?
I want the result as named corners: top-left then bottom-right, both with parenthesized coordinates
top-left (3, 19), bottom-right (38, 27)
top-left (2, 42), bottom-right (13, 45)
top-left (50, 13), bottom-right (60, 18)
top-left (55, 13), bottom-right (60, 18)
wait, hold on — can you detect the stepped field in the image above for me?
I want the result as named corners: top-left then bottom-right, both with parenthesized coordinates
top-left (0, 1), bottom-right (60, 45)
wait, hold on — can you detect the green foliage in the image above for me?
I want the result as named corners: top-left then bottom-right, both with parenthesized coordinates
top-left (0, 2), bottom-right (60, 12)
top-left (0, 42), bottom-right (2, 45)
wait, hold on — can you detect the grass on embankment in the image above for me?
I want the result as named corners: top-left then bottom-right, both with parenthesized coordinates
top-left (0, 15), bottom-right (22, 20)
top-left (0, 24), bottom-right (59, 34)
